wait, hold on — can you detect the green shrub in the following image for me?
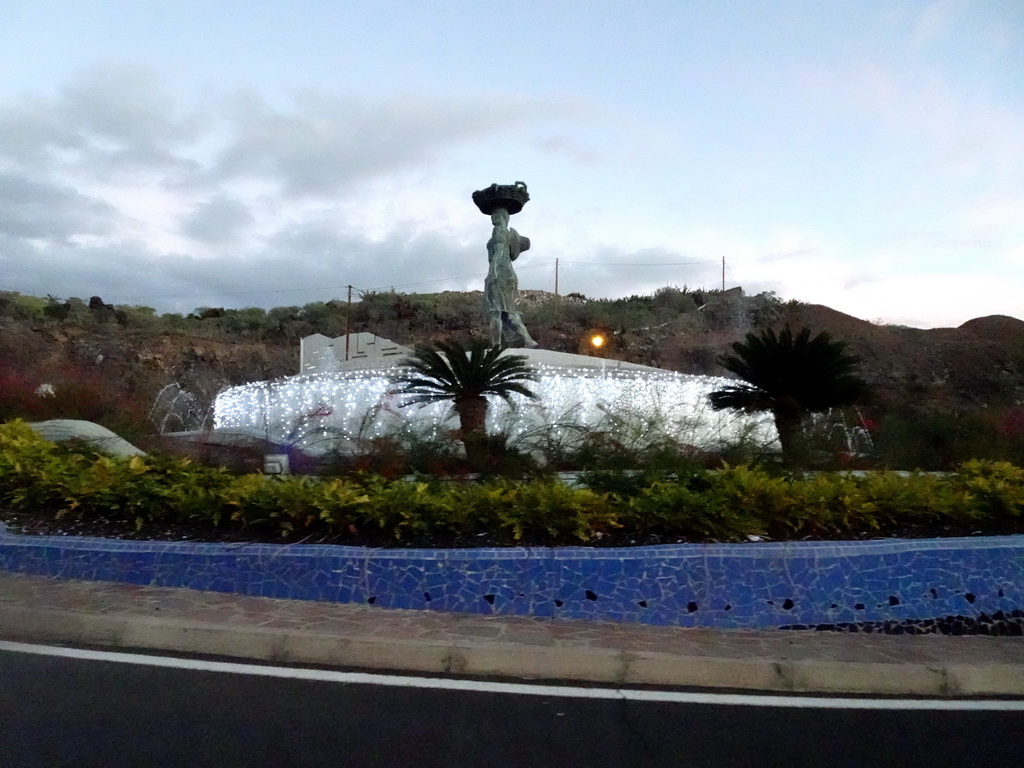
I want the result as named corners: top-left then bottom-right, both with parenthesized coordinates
top-left (358, 475), bottom-right (464, 540)
top-left (223, 474), bottom-right (372, 536)
top-left (953, 460), bottom-right (1024, 526)
top-left (870, 407), bottom-right (1024, 470)
top-left (0, 420), bottom-right (231, 528)
top-left (623, 479), bottom-right (762, 541)
top-left (463, 478), bottom-right (619, 542)
top-left (3, 420), bottom-right (1024, 545)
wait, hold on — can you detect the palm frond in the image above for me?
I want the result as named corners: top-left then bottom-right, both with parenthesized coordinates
top-left (391, 338), bottom-right (538, 407)
top-left (708, 385), bottom-right (774, 413)
top-left (710, 324), bottom-right (866, 415)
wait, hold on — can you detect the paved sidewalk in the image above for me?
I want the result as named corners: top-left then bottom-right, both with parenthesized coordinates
top-left (1, 571), bottom-right (1022, 697)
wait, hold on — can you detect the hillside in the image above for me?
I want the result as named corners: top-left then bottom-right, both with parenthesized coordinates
top-left (2, 287), bottom-right (1023, 467)
top-left (772, 304), bottom-right (1024, 408)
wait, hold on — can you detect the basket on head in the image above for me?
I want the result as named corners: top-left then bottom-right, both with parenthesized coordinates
top-left (472, 181), bottom-right (530, 215)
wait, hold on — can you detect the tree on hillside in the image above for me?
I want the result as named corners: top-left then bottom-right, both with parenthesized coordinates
top-left (392, 339), bottom-right (538, 463)
top-left (709, 326), bottom-right (866, 465)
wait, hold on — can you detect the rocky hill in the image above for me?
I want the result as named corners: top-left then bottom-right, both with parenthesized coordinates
top-left (772, 303), bottom-right (1024, 409)
top-left (2, 287), bottom-right (1023, 466)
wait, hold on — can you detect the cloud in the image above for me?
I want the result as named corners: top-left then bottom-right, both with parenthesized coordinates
top-left (208, 89), bottom-right (565, 197)
top-left (0, 63), bottom-right (204, 179)
top-left (760, 247), bottom-right (819, 263)
top-left (534, 134), bottom-right (600, 165)
top-left (726, 228), bottom-right (1024, 328)
top-left (838, 272), bottom-right (1024, 328)
top-left (963, 197), bottom-right (1024, 233)
top-left (910, 0), bottom-right (958, 50)
top-left (59, 63), bottom-right (202, 150)
top-left (0, 172), bottom-right (119, 240)
top-left (0, 66), bottom-right (586, 312)
top-left (795, 61), bottom-right (1024, 178)
top-left (181, 195), bottom-right (254, 245)
top-left (2, 62), bottom-right (1018, 332)
top-left (0, 65), bottom-right (577, 204)
top-left (538, 244), bottom-right (723, 300)
top-left (842, 276), bottom-right (881, 291)
top-left (265, 219), bottom-right (483, 294)
top-left (1005, 244), bottom-right (1024, 266)
top-left (889, 229), bottom-right (999, 252)
top-left (0, 217), bottom-right (487, 315)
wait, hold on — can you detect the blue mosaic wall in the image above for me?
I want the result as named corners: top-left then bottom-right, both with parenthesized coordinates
top-left (1, 522), bottom-right (1022, 628)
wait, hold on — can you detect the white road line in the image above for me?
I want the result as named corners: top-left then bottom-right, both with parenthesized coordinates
top-left (2, 640), bottom-right (1022, 710)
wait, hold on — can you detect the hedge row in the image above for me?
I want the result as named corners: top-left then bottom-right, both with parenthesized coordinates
top-left (1, 421), bottom-right (1023, 544)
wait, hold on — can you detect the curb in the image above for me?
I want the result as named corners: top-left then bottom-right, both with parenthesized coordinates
top-left (3, 603), bottom-right (1023, 697)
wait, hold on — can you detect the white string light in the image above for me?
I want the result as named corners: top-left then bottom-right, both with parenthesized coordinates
top-left (213, 365), bottom-right (776, 453)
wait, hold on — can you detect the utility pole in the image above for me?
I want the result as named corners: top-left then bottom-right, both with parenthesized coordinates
top-left (555, 258), bottom-right (559, 296)
top-left (345, 285), bottom-right (352, 361)
top-left (721, 256), bottom-right (725, 292)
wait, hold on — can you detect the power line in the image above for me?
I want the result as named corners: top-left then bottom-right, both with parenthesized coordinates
top-left (362, 273), bottom-right (487, 292)
top-left (511, 261), bottom-right (556, 270)
top-left (8, 257), bottom-right (718, 306)
top-left (361, 261), bottom-right (555, 293)
top-left (48, 283), bottom-right (360, 302)
top-left (560, 259), bottom-right (718, 267)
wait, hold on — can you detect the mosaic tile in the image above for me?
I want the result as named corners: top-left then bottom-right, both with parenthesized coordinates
top-left (2, 527), bottom-right (1023, 629)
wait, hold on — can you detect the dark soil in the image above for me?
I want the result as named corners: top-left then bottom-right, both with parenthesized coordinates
top-left (0, 510), bottom-right (524, 549)
top-left (782, 610), bottom-right (1024, 637)
top-left (0, 508), bottom-right (1018, 550)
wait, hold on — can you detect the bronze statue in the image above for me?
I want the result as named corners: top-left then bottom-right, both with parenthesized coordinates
top-left (472, 182), bottom-right (537, 348)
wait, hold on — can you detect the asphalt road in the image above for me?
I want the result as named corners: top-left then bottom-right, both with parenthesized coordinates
top-left (1, 644), bottom-right (1022, 767)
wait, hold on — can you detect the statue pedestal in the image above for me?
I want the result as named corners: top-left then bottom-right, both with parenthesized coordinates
top-left (213, 348), bottom-right (776, 456)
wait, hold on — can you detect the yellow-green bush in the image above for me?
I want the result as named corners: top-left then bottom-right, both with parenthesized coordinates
top-left (954, 460), bottom-right (1024, 522)
top-left (0, 420), bottom-right (233, 529)
top-left (3, 420), bottom-right (1024, 545)
top-left (461, 478), bottom-right (620, 542)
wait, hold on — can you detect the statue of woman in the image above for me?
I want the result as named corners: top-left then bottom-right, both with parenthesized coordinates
top-left (484, 207), bottom-right (537, 348)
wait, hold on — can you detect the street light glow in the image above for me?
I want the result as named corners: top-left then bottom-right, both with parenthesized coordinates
top-left (590, 334), bottom-right (605, 348)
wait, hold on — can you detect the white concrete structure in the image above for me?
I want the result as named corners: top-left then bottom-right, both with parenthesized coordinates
top-left (29, 420), bottom-right (146, 457)
top-left (214, 338), bottom-right (775, 455)
top-left (299, 333), bottom-right (412, 374)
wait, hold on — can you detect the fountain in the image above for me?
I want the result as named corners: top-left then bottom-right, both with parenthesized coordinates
top-left (149, 383), bottom-right (210, 434)
top-left (213, 352), bottom-right (774, 455)
top-left (211, 182), bottom-right (777, 454)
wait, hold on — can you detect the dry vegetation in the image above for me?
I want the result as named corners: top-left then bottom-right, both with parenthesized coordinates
top-left (2, 287), bottom-right (1024, 469)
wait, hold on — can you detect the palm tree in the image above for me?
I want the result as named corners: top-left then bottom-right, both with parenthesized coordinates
top-left (709, 326), bottom-right (866, 464)
top-left (392, 339), bottom-right (538, 461)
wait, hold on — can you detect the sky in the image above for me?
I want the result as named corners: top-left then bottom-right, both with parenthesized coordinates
top-left (1, 0), bottom-right (1022, 328)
